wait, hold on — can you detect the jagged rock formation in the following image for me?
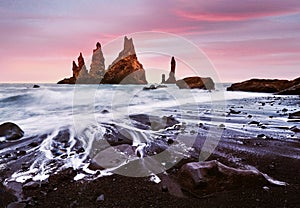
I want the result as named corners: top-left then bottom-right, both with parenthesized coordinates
top-left (164, 57), bottom-right (176, 84)
top-left (58, 53), bottom-right (88, 84)
top-left (89, 42), bottom-right (105, 78)
top-left (58, 37), bottom-right (147, 85)
top-left (176, 76), bottom-right (215, 90)
top-left (101, 54), bottom-right (147, 84)
top-left (109, 36), bottom-right (136, 68)
top-left (227, 77), bottom-right (300, 94)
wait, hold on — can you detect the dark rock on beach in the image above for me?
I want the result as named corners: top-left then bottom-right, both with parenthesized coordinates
top-left (289, 111), bottom-right (300, 119)
top-left (177, 160), bottom-right (285, 197)
top-left (176, 76), bottom-right (215, 90)
top-left (33, 85), bottom-right (40, 88)
top-left (0, 122), bottom-right (24, 141)
top-left (129, 114), bottom-right (179, 131)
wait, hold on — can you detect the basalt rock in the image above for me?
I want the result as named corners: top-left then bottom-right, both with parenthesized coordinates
top-left (164, 57), bottom-right (176, 84)
top-left (177, 160), bottom-right (286, 197)
top-left (176, 76), bottom-right (215, 90)
top-left (109, 36), bottom-right (136, 68)
top-left (0, 122), bottom-right (24, 141)
top-left (101, 54), bottom-right (147, 84)
top-left (89, 42), bottom-right (105, 79)
top-left (58, 37), bottom-right (147, 85)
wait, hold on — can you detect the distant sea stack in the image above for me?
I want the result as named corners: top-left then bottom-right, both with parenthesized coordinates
top-left (162, 57), bottom-right (176, 84)
top-left (58, 36), bottom-right (147, 85)
top-left (227, 77), bottom-right (300, 94)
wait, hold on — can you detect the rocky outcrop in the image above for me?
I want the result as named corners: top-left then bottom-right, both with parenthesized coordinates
top-left (57, 53), bottom-right (88, 84)
top-left (109, 36), bottom-right (136, 68)
top-left (176, 76), bottom-right (215, 90)
top-left (227, 77), bottom-right (300, 94)
top-left (278, 80), bottom-right (300, 95)
top-left (164, 57), bottom-right (176, 84)
top-left (101, 54), bottom-right (147, 84)
top-left (58, 37), bottom-right (147, 85)
top-left (0, 122), bottom-right (24, 141)
top-left (89, 42), bottom-right (105, 78)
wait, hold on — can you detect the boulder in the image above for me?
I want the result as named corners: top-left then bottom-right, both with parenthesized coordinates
top-left (177, 160), bottom-right (286, 197)
top-left (0, 122), bottom-right (24, 140)
top-left (289, 111), bottom-right (300, 119)
top-left (176, 76), bottom-right (215, 90)
top-left (33, 85), bottom-right (40, 88)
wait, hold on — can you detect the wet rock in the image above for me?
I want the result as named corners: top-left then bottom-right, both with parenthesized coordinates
top-left (0, 122), bottom-right (24, 140)
top-left (177, 160), bottom-right (286, 197)
top-left (143, 84), bottom-right (157, 90)
top-left (23, 181), bottom-right (40, 190)
top-left (16, 150), bottom-right (26, 156)
top-left (101, 109), bottom-right (109, 114)
top-left (96, 194), bottom-right (105, 202)
top-left (33, 85), bottom-right (40, 88)
top-left (290, 126), bottom-right (300, 133)
top-left (7, 202), bottom-right (26, 208)
top-left (289, 111), bottom-right (300, 119)
top-left (89, 145), bottom-right (134, 170)
top-left (129, 114), bottom-right (179, 131)
top-left (229, 109), bottom-right (241, 114)
top-left (249, 121), bottom-right (260, 125)
top-left (176, 76), bottom-right (215, 90)
top-left (219, 124), bottom-right (225, 129)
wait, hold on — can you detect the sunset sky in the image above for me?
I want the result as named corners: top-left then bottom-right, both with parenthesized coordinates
top-left (1, 0), bottom-right (300, 83)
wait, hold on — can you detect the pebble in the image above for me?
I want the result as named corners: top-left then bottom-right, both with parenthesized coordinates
top-left (96, 194), bottom-right (105, 202)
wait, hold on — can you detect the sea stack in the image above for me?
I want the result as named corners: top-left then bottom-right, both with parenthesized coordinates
top-left (58, 53), bottom-right (88, 84)
top-left (101, 37), bottom-right (147, 84)
top-left (89, 42), bottom-right (105, 78)
top-left (165, 57), bottom-right (176, 84)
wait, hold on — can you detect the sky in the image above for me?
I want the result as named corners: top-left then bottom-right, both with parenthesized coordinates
top-left (0, 0), bottom-right (300, 83)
